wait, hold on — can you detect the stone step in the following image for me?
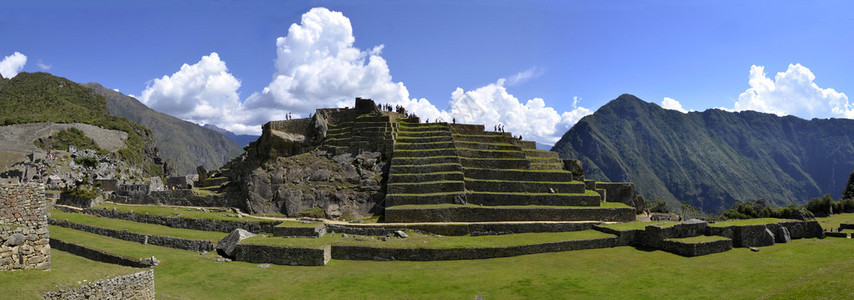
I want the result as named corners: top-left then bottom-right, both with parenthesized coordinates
top-left (460, 158), bottom-right (530, 169)
top-left (524, 150), bottom-right (560, 159)
top-left (466, 191), bottom-right (601, 206)
top-left (388, 171), bottom-right (465, 183)
top-left (518, 141), bottom-right (536, 149)
top-left (529, 158), bottom-right (563, 164)
top-left (385, 192), bottom-right (465, 206)
top-left (453, 134), bottom-right (516, 144)
top-left (394, 141), bottom-right (456, 150)
top-left (393, 148), bottom-right (458, 158)
top-left (464, 179), bottom-right (585, 194)
top-left (390, 163), bottom-right (462, 174)
top-left (397, 124), bottom-right (449, 132)
top-left (387, 181), bottom-right (466, 194)
top-left (355, 116), bottom-right (391, 123)
top-left (396, 136), bottom-right (454, 143)
top-left (463, 168), bottom-right (574, 182)
top-left (457, 149), bottom-right (527, 159)
top-left (396, 130), bottom-right (452, 138)
top-left (454, 141), bottom-right (522, 151)
top-left (392, 156), bottom-right (460, 165)
top-left (384, 204), bottom-right (635, 222)
top-left (530, 162), bottom-right (564, 170)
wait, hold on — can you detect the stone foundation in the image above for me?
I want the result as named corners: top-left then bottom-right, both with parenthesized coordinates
top-left (232, 244), bottom-right (330, 266)
top-left (49, 238), bottom-right (154, 268)
top-left (1, 183), bottom-right (50, 271)
top-left (659, 238), bottom-right (733, 257)
top-left (43, 269), bottom-right (155, 300)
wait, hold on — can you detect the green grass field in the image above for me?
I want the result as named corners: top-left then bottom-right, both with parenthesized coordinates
top-left (50, 209), bottom-right (228, 241)
top-left (34, 223), bottom-right (854, 299)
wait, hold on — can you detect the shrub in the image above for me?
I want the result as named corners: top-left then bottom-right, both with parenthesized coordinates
top-left (805, 194), bottom-right (837, 216)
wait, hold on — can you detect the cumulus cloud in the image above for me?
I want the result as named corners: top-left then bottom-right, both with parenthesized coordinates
top-left (36, 59), bottom-right (51, 70)
top-left (242, 7), bottom-right (431, 126)
top-left (138, 52), bottom-right (244, 129)
top-left (0, 52), bottom-right (27, 78)
top-left (734, 64), bottom-right (851, 118)
top-left (449, 79), bottom-right (592, 145)
top-left (661, 97), bottom-right (689, 113)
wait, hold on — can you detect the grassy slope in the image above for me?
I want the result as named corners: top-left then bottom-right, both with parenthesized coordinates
top-left (50, 210), bottom-right (228, 241)
top-left (40, 224), bottom-right (854, 299)
top-left (0, 250), bottom-right (139, 299)
top-left (552, 94), bottom-right (854, 213)
top-left (83, 82), bottom-right (243, 174)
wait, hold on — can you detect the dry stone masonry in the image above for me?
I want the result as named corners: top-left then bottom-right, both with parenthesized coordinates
top-left (1, 183), bottom-right (50, 271)
top-left (42, 269), bottom-right (155, 300)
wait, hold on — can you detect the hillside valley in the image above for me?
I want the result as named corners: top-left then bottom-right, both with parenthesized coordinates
top-left (553, 94), bottom-right (854, 213)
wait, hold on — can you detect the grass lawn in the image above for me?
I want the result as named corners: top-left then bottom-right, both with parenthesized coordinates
top-left (38, 225), bottom-right (854, 299)
top-left (50, 209), bottom-right (228, 241)
top-left (90, 202), bottom-right (272, 222)
top-left (815, 213), bottom-right (854, 230)
top-left (708, 218), bottom-right (787, 227)
top-left (599, 221), bottom-right (680, 231)
top-left (243, 230), bottom-right (614, 249)
top-left (0, 249), bottom-right (140, 299)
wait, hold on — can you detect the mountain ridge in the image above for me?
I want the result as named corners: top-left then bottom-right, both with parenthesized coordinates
top-left (552, 94), bottom-right (854, 213)
top-left (82, 82), bottom-right (243, 175)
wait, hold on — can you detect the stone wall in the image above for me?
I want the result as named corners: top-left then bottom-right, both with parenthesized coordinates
top-left (56, 193), bottom-right (105, 208)
top-left (111, 189), bottom-right (240, 209)
top-left (0, 183), bottom-right (50, 271)
top-left (327, 222), bottom-right (596, 237)
top-left (49, 238), bottom-right (154, 268)
top-left (594, 182), bottom-right (641, 212)
top-left (43, 269), bottom-right (155, 300)
top-left (271, 224), bottom-right (326, 238)
top-left (232, 244), bottom-right (330, 266)
top-left (331, 237), bottom-right (618, 261)
top-left (658, 238), bottom-right (733, 257)
top-left (706, 220), bottom-right (823, 247)
top-left (49, 219), bottom-right (214, 252)
top-left (77, 207), bottom-right (279, 234)
top-left (385, 206), bottom-right (635, 223)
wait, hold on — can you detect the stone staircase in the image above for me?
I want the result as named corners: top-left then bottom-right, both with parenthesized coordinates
top-left (322, 115), bottom-right (397, 156)
top-left (384, 123), bottom-right (634, 223)
top-left (385, 120), bottom-right (467, 206)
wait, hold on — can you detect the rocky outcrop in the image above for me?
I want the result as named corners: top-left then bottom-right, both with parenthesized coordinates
top-left (216, 228), bottom-right (255, 258)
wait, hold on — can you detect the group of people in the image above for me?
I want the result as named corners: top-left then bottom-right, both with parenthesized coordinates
top-left (285, 112), bottom-right (294, 120)
top-left (494, 124), bottom-right (505, 132)
top-left (378, 103), bottom-right (408, 115)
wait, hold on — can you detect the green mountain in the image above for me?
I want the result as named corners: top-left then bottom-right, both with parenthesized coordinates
top-left (82, 83), bottom-right (243, 175)
top-left (0, 72), bottom-right (164, 176)
top-left (552, 94), bottom-right (854, 213)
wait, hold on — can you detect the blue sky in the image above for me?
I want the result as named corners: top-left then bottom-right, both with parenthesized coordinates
top-left (2, 1), bottom-right (853, 145)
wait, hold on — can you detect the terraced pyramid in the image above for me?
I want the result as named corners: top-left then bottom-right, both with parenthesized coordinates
top-left (384, 121), bottom-right (635, 223)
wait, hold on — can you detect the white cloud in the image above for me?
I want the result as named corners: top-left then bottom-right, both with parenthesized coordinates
top-left (242, 7), bottom-right (427, 126)
top-left (734, 64), bottom-right (851, 118)
top-left (139, 52), bottom-right (244, 129)
top-left (36, 59), bottom-right (51, 70)
top-left (449, 79), bottom-right (592, 145)
top-left (0, 52), bottom-right (27, 78)
top-left (505, 67), bottom-right (543, 86)
top-left (661, 97), bottom-right (689, 113)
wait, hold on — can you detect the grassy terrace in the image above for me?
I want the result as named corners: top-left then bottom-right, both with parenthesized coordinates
top-left (387, 202), bottom-right (631, 210)
top-left (50, 209), bottom-right (227, 241)
top-left (35, 223), bottom-right (854, 299)
top-left (708, 218), bottom-right (788, 227)
top-left (599, 221), bottom-right (681, 231)
top-left (815, 213), bottom-right (854, 230)
top-left (0, 249), bottom-right (140, 299)
top-left (243, 230), bottom-right (614, 249)
top-left (91, 202), bottom-right (270, 222)
top-left (468, 190), bottom-right (602, 196)
top-left (465, 179), bottom-right (585, 184)
top-left (665, 235), bottom-right (731, 243)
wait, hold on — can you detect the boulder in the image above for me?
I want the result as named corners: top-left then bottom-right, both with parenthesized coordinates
top-left (776, 226), bottom-right (791, 243)
top-left (4, 233), bottom-right (27, 246)
top-left (562, 159), bottom-right (584, 181)
top-left (216, 229), bottom-right (256, 258)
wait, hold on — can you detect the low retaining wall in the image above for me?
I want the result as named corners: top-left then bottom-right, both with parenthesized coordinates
top-left (659, 238), bottom-right (733, 257)
top-left (385, 206), bottom-right (635, 223)
top-left (707, 220), bottom-right (823, 247)
top-left (43, 269), bottom-right (155, 300)
top-left (331, 237), bottom-right (618, 261)
top-left (111, 189), bottom-right (241, 209)
top-left (271, 224), bottom-right (326, 237)
top-left (327, 222), bottom-right (596, 237)
top-left (232, 244), bottom-right (330, 266)
top-left (49, 219), bottom-right (214, 252)
top-left (49, 238), bottom-right (153, 268)
top-left (825, 232), bottom-right (849, 238)
top-left (841, 223), bottom-right (854, 230)
top-left (77, 207), bottom-right (279, 234)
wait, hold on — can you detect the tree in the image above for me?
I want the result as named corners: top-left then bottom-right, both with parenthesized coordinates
top-left (843, 169), bottom-right (854, 200)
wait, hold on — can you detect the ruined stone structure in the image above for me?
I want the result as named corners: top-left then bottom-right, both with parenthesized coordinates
top-left (0, 183), bottom-right (50, 271)
top-left (43, 269), bottom-right (155, 300)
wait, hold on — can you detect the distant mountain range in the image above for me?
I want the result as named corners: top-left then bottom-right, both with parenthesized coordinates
top-left (203, 124), bottom-right (259, 147)
top-left (83, 83), bottom-right (243, 175)
top-left (552, 94), bottom-right (854, 213)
